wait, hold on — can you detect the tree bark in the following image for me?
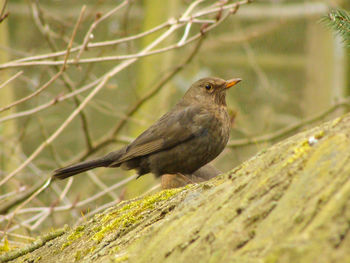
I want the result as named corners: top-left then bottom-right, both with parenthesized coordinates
top-left (2, 112), bottom-right (350, 263)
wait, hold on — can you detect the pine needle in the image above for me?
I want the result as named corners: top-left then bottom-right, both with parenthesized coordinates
top-left (323, 9), bottom-right (350, 46)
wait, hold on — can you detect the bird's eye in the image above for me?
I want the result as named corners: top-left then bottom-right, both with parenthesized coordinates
top-left (205, 84), bottom-right (212, 91)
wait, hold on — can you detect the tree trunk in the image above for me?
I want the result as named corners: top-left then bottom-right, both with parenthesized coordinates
top-left (2, 112), bottom-right (350, 263)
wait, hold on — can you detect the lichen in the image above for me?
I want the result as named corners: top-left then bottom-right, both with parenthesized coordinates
top-left (74, 246), bottom-right (96, 261)
top-left (111, 253), bottom-right (129, 263)
top-left (91, 188), bottom-right (183, 243)
top-left (282, 130), bottom-right (326, 168)
top-left (61, 225), bottom-right (85, 250)
top-left (0, 237), bottom-right (10, 254)
top-left (60, 241), bottom-right (71, 251)
top-left (109, 245), bottom-right (120, 255)
top-left (283, 140), bottom-right (311, 167)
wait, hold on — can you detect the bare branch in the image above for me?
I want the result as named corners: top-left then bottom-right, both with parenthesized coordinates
top-left (75, 0), bottom-right (129, 63)
top-left (0, 5), bottom-right (85, 113)
top-left (228, 98), bottom-right (350, 148)
top-left (0, 0), bottom-right (9, 23)
top-left (0, 71), bottom-right (22, 90)
top-left (0, 0), bottom-right (250, 70)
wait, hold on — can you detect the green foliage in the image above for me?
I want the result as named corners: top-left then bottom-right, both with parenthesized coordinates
top-left (324, 9), bottom-right (350, 46)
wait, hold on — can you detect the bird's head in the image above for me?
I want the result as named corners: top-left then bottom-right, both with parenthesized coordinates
top-left (183, 77), bottom-right (242, 106)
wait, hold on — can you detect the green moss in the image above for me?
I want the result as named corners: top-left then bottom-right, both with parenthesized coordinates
top-left (314, 130), bottom-right (325, 139)
top-left (60, 225), bottom-right (86, 251)
top-left (293, 215), bottom-right (304, 224)
top-left (109, 245), bottom-right (120, 255)
top-left (74, 246), bottom-right (96, 261)
top-left (112, 253), bottom-right (129, 263)
top-left (331, 116), bottom-right (342, 127)
top-left (68, 225), bottom-right (85, 241)
top-left (0, 237), bottom-right (10, 254)
top-left (74, 250), bottom-right (81, 261)
top-left (184, 183), bottom-right (195, 190)
top-left (92, 189), bottom-right (182, 243)
top-left (60, 241), bottom-right (71, 251)
top-left (282, 129), bottom-right (325, 168)
top-left (283, 140), bottom-right (311, 167)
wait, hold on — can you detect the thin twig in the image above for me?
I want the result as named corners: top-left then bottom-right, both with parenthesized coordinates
top-left (0, 231), bottom-right (35, 241)
top-left (87, 171), bottom-right (119, 200)
top-left (0, 77), bottom-right (100, 123)
top-left (8, 21), bottom-right (170, 64)
top-left (0, 0), bottom-right (250, 69)
top-left (0, 0), bottom-right (249, 124)
top-left (0, 177), bottom-right (49, 214)
top-left (0, 0), bottom-right (7, 18)
top-left (0, 226), bottom-right (66, 263)
top-left (0, 5), bottom-right (85, 113)
top-left (2, 178), bottom-right (52, 238)
top-left (31, 2), bottom-right (94, 151)
top-left (1, 175), bottom-right (137, 222)
top-left (0, 71), bottom-right (59, 113)
top-left (228, 98), bottom-right (350, 148)
top-left (0, 0), bottom-right (8, 23)
top-left (75, 0), bottom-right (129, 63)
top-left (0, 71), bottom-right (23, 90)
top-left (0, 5), bottom-right (86, 186)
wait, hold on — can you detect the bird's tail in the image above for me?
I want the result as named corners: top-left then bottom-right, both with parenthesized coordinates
top-left (53, 158), bottom-right (110, 180)
top-left (53, 150), bottom-right (124, 180)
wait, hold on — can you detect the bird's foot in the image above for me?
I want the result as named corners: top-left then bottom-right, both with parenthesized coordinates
top-left (161, 173), bottom-right (194, 189)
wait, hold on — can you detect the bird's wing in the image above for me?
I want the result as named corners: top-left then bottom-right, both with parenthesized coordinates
top-left (109, 105), bottom-right (212, 166)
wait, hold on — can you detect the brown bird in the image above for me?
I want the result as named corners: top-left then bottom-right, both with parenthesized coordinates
top-left (53, 77), bottom-right (241, 180)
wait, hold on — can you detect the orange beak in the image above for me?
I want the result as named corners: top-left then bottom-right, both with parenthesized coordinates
top-left (225, 78), bottom-right (242, 89)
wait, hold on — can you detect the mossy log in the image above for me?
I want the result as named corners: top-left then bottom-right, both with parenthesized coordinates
top-left (2, 113), bottom-right (350, 263)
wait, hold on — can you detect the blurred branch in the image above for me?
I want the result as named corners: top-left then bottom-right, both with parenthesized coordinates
top-left (0, 178), bottom-right (48, 214)
top-left (30, 0), bottom-right (68, 47)
top-left (87, 171), bottom-right (119, 200)
top-left (2, 177), bottom-right (52, 238)
top-left (75, 0), bottom-right (129, 63)
top-left (0, 4), bottom-right (84, 113)
top-left (0, 71), bottom-right (64, 113)
top-left (228, 98), bottom-right (350, 148)
top-left (0, 5), bottom-right (85, 186)
top-left (0, 0), bottom-right (249, 124)
top-left (0, 71), bottom-right (22, 90)
top-left (8, 21), bottom-right (170, 64)
top-left (0, 175), bottom-right (137, 226)
top-left (0, 226), bottom-right (67, 263)
top-left (30, 2), bottom-right (94, 150)
top-left (236, 2), bottom-right (328, 19)
top-left (0, 78), bottom-right (100, 123)
top-left (0, 231), bottom-right (35, 242)
top-left (205, 20), bottom-right (285, 50)
top-left (0, 0), bottom-right (8, 23)
top-left (0, 0), bottom-right (248, 69)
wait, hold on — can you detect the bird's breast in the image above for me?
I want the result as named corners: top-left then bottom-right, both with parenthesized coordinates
top-left (195, 105), bottom-right (230, 154)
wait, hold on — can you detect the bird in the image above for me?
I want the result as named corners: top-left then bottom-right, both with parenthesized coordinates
top-left (53, 77), bottom-right (241, 181)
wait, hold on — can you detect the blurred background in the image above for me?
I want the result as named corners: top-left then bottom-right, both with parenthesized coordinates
top-left (0, 0), bottom-right (349, 248)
